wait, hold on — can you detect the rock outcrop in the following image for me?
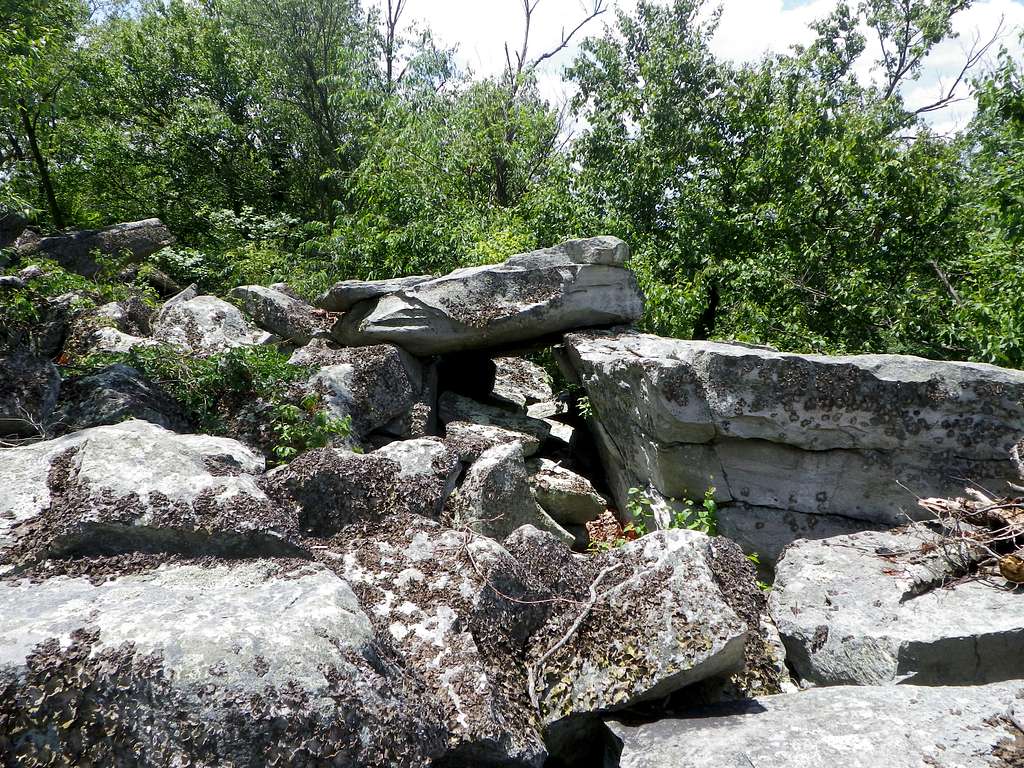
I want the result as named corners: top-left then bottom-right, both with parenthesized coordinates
top-left (328, 237), bottom-right (643, 355)
top-left (229, 284), bottom-right (325, 345)
top-left (152, 293), bottom-right (268, 355)
top-left (11, 218), bottom-right (174, 277)
top-left (769, 524), bottom-right (1024, 686)
top-left (52, 364), bottom-right (190, 434)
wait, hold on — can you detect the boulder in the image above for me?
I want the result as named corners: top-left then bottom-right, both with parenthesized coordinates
top-left (492, 356), bottom-right (553, 408)
top-left (229, 284), bottom-right (325, 345)
top-left (0, 560), bottom-right (447, 767)
top-left (318, 274), bottom-right (433, 312)
top-left (90, 326), bottom-right (162, 355)
top-left (561, 329), bottom-right (1024, 527)
top-left (0, 420), bottom-right (298, 566)
top-left (451, 443), bottom-right (574, 547)
top-left (769, 524), bottom-right (1024, 686)
top-left (52, 364), bottom-right (190, 434)
top-left (444, 420), bottom-right (540, 462)
top-left (263, 440), bottom-right (460, 536)
top-left (528, 458), bottom-right (608, 525)
top-left (152, 294), bottom-right (268, 356)
top-left (12, 219), bottom-right (174, 278)
top-left (293, 340), bottom-right (425, 440)
top-left (439, 391), bottom-right (555, 444)
top-left (0, 352), bottom-right (59, 436)
top-left (331, 237), bottom-right (643, 355)
top-left (326, 517), bottom-right (549, 766)
top-left (0, 210), bottom-right (27, 249)
top-left (607, 682), bottom-right (1024, 768)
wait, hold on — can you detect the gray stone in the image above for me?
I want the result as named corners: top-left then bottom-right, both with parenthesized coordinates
top-left (492, 356), bottom-right (553, 408)
top-left (294, 341), bottom-right (424, 440)
top-left (0, 420), bottom-right (297, 566)
top-left (452, 443), bottom-right (574, 547)
top-left (263, 441), bottom-right (460, 536)
top-left (607, 682), bottom-right (1024, 768)
top-left (439, 391), bottom-right (555, 444)
top-left (52, 364), bottom-right (190, 434)
top-left (332, 237), bottom-right (643, 355)
top-left (0, 560), bottom-right (447, 767)
top-left (0, 352), bottom-right (59, 436)
top-left (528, 458), bottom-right (608, 525)
top-left (152, 294), bottom-right (268, 356)
top-left (0, 275), bottom-right (25, 290)
top-left (561, 329), bottom-right (1024, 527)
top-left (90, 326), bottom-right (162, 355)
top-left (444, 420), bottom-right (540, 462)
top-left (229, 284), bottom-right (325, 345)
top-left (769, 524), bottom-right (1024, 686)
top-left (317, 274), bottom-right (433, 312)
top-left (12, 218), bottom-right (174, 278)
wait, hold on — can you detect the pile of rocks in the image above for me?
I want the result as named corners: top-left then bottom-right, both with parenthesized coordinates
top-left (2, 224), bottom-right (1022, 767)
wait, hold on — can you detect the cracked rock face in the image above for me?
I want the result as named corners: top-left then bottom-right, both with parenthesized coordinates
top-left (0, 559), bottom-right (449, 767)
top-left (607, 681), bottom-right (1024, 768)
top-left (0, 352), bottom-right (59, 436)
top-left (0, 420), bottom-right (297, 567)
top-left (769, 524), bottom-right (1024, 686)
top-left (560, 329), bottom-right (1024, 534)
top-left (331, 237), bottom-right (643, 355)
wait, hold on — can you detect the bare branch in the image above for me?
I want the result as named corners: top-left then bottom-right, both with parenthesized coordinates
top-left (914, 17), bottom-right (1004, 115)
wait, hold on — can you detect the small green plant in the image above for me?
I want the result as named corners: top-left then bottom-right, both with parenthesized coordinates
top-left (269, 394), bottom-right (351, 463)
top-left (577, 395), bottom-right (594, 419)
top-left (669, 486), bottom-right (719, 536)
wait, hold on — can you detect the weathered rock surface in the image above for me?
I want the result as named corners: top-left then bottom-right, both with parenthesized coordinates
top-left (451, 443), bottom-right (574, 547)
top-left (52, 364), bottom-right (190, 434)
top-left (607, 681), bottom-right (1024, 768)
top-left (152, 294), bottom-right (267, 355)
top-left (293, 340), bottom-right (424, 440)
top-left (90, 326), bottom-right (162, 355)
top-left (0, 560), bottom-right (448, 767)
top-left (769, 525), bottom-right (1024, 686)
top-left (444, 420), bottom-right (541, 462)
top-left (492, 356), bottom-right (553, 408)
top-left (0, 420), bottom-right (297, 565)
top-left (0, 352), bottom-right (59, 436)
top-left (561, 330), bottom-right (1024, 527)
top-left (528, 458), bottom-right (608, 525)
top-left (332, 237), bottom-right (643, 355)
top-left (263, 440), bottom-right (460, 536)
top-left (318, 274), bottom-right (433, 312)
top-left (12, 218), bottom-right (174, 278)
top-left (229, 284), bottom-right (325, 345)
top-left (440, 391), bottom-right (556, 444)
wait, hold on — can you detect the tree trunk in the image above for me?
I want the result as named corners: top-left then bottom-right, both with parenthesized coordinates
top-left (692, 283), bottom-right (720, 340)
top-left (17, 100), bottom-right (64, 229)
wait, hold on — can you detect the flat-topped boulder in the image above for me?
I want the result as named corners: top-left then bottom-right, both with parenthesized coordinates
top-left (329, 237), bottom-right (643, 355)
top-left (560, 330), bottom-right (1024, 531)
top-left (769, 525), bottom-right (1024, 686)
top-left (318, 274), bottom-right (433, 312)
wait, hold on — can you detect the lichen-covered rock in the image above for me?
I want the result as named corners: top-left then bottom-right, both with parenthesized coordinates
top-left (11, 218), bottom-right (174, 278)
top-left (492, 357), bottom-right (553, 408)
top-left (152, 294), bottom-right (267, 356)
top-left (318, 274), bottom-right (433, 312)
top-left (439, 391), bottom-right (555, 444)
top-left (292, 340), bottom-right (424, 441)
top-left (561, 329), bottom-right (1024, 527)
top-left (444, 420), bottom-right (541, 462)
top-left (0, 559), bottom-right (448, 767)
top-left (332, 237), bottom-right (643, 355)
top-left (528, 458), bottom-right (608, 525)
top-left (52, 364), bottom-right (190, 435)
top-left (0, 352), bottom-right (59, 436)
top-left (325, 517), bottom-right (549, 767)
top-left (451, 443), bottom-right (574, 547)
top-left (769, 524), bottom-right (1024, 686)
top-left (607, 682), bottom-right (1024, 768)
top-left (0, 420), bottom-right (298, 566)
top-left (263, 440), bottom-right (459, 537)
top-left (229, 284), bottom-right (326, 345)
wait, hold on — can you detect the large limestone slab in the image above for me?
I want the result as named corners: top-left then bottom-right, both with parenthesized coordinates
top-left (0, 420), bottom-right (297, 566)
top-left (769, 525), bottom-right (1024, 686)
top-left (0, 560), bottom-right (447, 767)
top-left (318, 274), bottom-right (433, 312)
top-left (331, 237), bottom-right (643, 355)
top-left (561, 330), bottom-right (1024, 526)
top-left (607, 682), bottom-right (1024, 768)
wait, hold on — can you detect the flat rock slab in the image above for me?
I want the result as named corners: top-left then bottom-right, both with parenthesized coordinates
top-left (317, 274), bottom-right (433, 312)
top-left (769, 525), bottom-right (1024, 686)
top-left (561, 329), bottom-right (1024, 526)
top-left (331, 237), bottom-right (643, 355)
top-left (444, 420), bottom-right (541, 462)
top-left (492, 356), bottom-right (553, 408)
top-left (607, 682), bottom-right (1024, 768)
top-left (0, 560), bottom-right (448, 767)
top-left (439, 391), bottom-right (555, 444)
top-left (0, 420), bottom-right (296, 566)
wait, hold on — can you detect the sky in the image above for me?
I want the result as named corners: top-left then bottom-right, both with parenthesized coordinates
top-left (398, 0), bottom-right (1024, 134)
